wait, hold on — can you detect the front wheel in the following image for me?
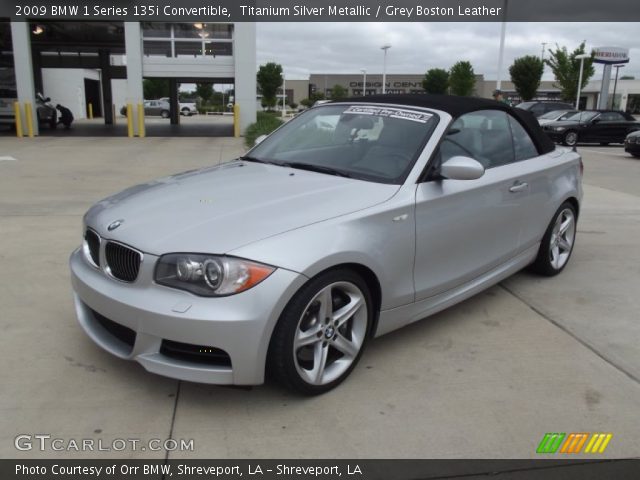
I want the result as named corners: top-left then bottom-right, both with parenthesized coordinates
top-left (530, 202), bottom-right (577, 276)
top-left (160, 110), bottom-right (170, 119)
top-left (268, 269), bottom-right (372, 395)
top-left (562, 130), bottom-right (578, 146)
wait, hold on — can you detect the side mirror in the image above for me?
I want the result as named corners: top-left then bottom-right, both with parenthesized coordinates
top-left (440, 156), bottom-right (485, 180)
top-left (254, 134), bottom-right (268, 146)
top-left (591, 118), bottom-right (600, 124)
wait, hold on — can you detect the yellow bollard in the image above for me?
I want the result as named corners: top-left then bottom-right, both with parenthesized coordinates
top-left (233, 104), bottom-right (240, 138)
top-left (126, 103), bottom-right (134, 138)
top-left (24, 102), bottom-right (34, 138)
top-left (13, 102), bottom-right (23, 138)
top-left (88, 103), bottom-right (93, 119)
top-left (137, 103), bottom-right (145, 138)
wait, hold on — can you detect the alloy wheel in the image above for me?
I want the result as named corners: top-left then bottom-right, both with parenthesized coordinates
top-left (549, 208), bottom-right (576, 270)
top-left (293, 281), bottom-right (368, 386)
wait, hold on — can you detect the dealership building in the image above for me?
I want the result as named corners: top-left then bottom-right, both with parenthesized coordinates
top-left (0, 21), bottom-right (257, 135)
top-left (282, 73), bottom-right (639, 114)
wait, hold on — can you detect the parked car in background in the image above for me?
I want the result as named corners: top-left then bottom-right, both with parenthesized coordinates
top-left (0, 87), bottom-right (15, 127)
top-left (516, 101), bottom-right (574, 118)
top-left (120, 99), bottom-right (171, 118)
top-left (542, 110), bottom-right (640, 146)
top-left (35, 93), bottom-right (58, 128)
top-left (625, 130), bottom-right (640, 158)
top-left (70, 94), bottom-right (582, 394)
top-left (159, 97), bottom-right (197, 116)
top-left (537, 109), bottom-right (579, 126)
top-left (1, 91), bottom-right (57, 129)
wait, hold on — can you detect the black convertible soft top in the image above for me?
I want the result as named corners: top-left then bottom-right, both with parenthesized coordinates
top-left (342, 93), bottom-right (556, 155)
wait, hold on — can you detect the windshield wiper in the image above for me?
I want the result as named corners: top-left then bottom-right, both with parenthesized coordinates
top-left (283, 162), bottom-right (353, 178)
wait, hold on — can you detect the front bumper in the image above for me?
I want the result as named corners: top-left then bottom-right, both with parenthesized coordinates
top-left (69, 248), bottom-right (307, 385)
top-left (624, 139), bottom-right (640, 155)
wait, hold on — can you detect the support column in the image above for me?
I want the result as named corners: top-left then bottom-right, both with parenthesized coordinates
top-left (169, 78), bottom-right (179, 125)
top-left (99, 49), bottom-right (114, 125)
top-left (32, 49), bottom-right (44, 95)
top-left (598, 64), bottom-right (612, 110)
top-left (233, 23), bottom-right (257, 134)
top-left (124, 22), bottom-right (144, 136)
top-left (10, 22), bottom-right (39, 136)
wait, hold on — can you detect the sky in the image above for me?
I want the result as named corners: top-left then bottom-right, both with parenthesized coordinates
top-left (255, 22), bottom-right (640, 82)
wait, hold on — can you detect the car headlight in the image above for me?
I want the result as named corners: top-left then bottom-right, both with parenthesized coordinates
top-left (553, 127), bottom-right (566, 132)
top-left (155, 254), bottom-right (275, 297)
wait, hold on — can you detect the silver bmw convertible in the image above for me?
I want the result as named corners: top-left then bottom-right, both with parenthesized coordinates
top-left (70, 95), bottom-right (582, 394)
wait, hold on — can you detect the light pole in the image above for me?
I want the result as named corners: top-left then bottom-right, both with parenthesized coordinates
top-left (575, 53), bottom-right (590, 110)
top-left (281, 75), bottom-right (286, 119)
top-left (496, 0), bottom-right (508, 90)
top-left (612, 64), bottom-right (625, 109)
top-left (381, 44), bottom-right (391, 94)
top-left (361, 69), bottom-right (367, 96)
top-left (541, 42), bottom-right (547, 60)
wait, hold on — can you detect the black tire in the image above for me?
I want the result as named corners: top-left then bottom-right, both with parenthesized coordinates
top-left (633, 154), bottom-right (640, 158)
top-left (600, 142), bottom-right (609, 146)
top-left (160, 110), bottom-right (170, 119)
top-left (530, 202), bottom-right (578, 276)
top-left (268, 268), bottom-right (373, 395)
top-left (562, 130), bottom-right (578, 146)
top-left (181, 108), bottom-right (191, 116)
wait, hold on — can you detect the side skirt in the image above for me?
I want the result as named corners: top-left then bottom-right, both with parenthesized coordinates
top-left (374, 244), bottom-right (539, 337)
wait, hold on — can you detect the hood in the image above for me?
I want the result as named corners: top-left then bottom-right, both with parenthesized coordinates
top-left (85, 161), bottom-right (399, 255)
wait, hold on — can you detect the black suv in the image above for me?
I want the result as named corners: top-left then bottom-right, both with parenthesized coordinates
top-left (516, 101), bottom-right (574, 118)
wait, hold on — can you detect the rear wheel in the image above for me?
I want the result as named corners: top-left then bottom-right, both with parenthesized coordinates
top-left (562, 131), bottom-right (578, 146)
top-left (530, 202), bottom-right (577, 276)
top-left (269, 269), bottom-right (372, 395)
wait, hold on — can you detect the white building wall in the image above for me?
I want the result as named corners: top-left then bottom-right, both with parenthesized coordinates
top-left (41, 68), bottom-right (100, 120)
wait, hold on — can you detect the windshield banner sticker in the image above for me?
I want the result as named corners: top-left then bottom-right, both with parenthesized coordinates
top-left (343, 106), bottom-right (433, 123)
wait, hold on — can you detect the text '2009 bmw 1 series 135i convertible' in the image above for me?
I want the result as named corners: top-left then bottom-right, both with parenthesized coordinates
top-left (70, 94), bottom-right (583, 395)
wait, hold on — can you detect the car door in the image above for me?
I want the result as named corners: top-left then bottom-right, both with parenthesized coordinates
top-left (413, 110), bottom-right (529, 301)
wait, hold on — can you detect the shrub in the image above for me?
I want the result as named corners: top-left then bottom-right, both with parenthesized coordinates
top-left (244, 112), bottom-right (284, 148)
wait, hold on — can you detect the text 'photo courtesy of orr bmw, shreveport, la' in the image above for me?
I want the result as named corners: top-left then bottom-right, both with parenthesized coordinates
top-left (70, 94), bottom-right (582, 395)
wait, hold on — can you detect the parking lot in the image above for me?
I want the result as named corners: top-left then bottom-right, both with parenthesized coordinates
top-left (0, 137), bottom-right (639, 459)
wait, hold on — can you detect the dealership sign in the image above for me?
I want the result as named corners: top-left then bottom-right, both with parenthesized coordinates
top-left (592, 47), bottom-right (630, 64)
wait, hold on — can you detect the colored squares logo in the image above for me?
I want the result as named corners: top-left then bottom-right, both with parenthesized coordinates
top-left (537, 433), bottom-right (612, 454)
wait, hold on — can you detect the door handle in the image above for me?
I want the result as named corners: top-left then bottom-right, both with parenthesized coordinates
top-left (509, 181), bottom-right (528, 193)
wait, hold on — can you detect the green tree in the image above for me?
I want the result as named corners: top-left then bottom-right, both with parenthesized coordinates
top-left (422, 68), bottom-right (449, 94)
top-left (257, 62), bottom-right (283, 111)
top-left (449, 61), bottom-right (475, 96)
top-left (509, 55), bottom-right (544, 101)
top-left (330, 84), bottom-right (348, 99)
top-left (545, 42), bottom-right (595, 103)
top-left (300, 92), bottom-right (325, 108)
top-left (620, 75), bottom-right (635, 80)
top-left (195, 83), bottom-right (214, 103)
top-left (143, 79), bottom-right (169, 99)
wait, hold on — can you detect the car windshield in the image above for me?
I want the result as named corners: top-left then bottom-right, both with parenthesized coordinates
top-left (565, 111), bottom-right (599, 122)
top-left (247, 104), bottom-right (437, 184)
top-left (539, 110), bottom-right (566, 120)
top-left (516, 102), bottom-right (536, 110)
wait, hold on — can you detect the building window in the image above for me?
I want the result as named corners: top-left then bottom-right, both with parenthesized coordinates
top-left (627, 94), bottom-right (640, 114)
top-left (142, 23), bottom-right (233, 58)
